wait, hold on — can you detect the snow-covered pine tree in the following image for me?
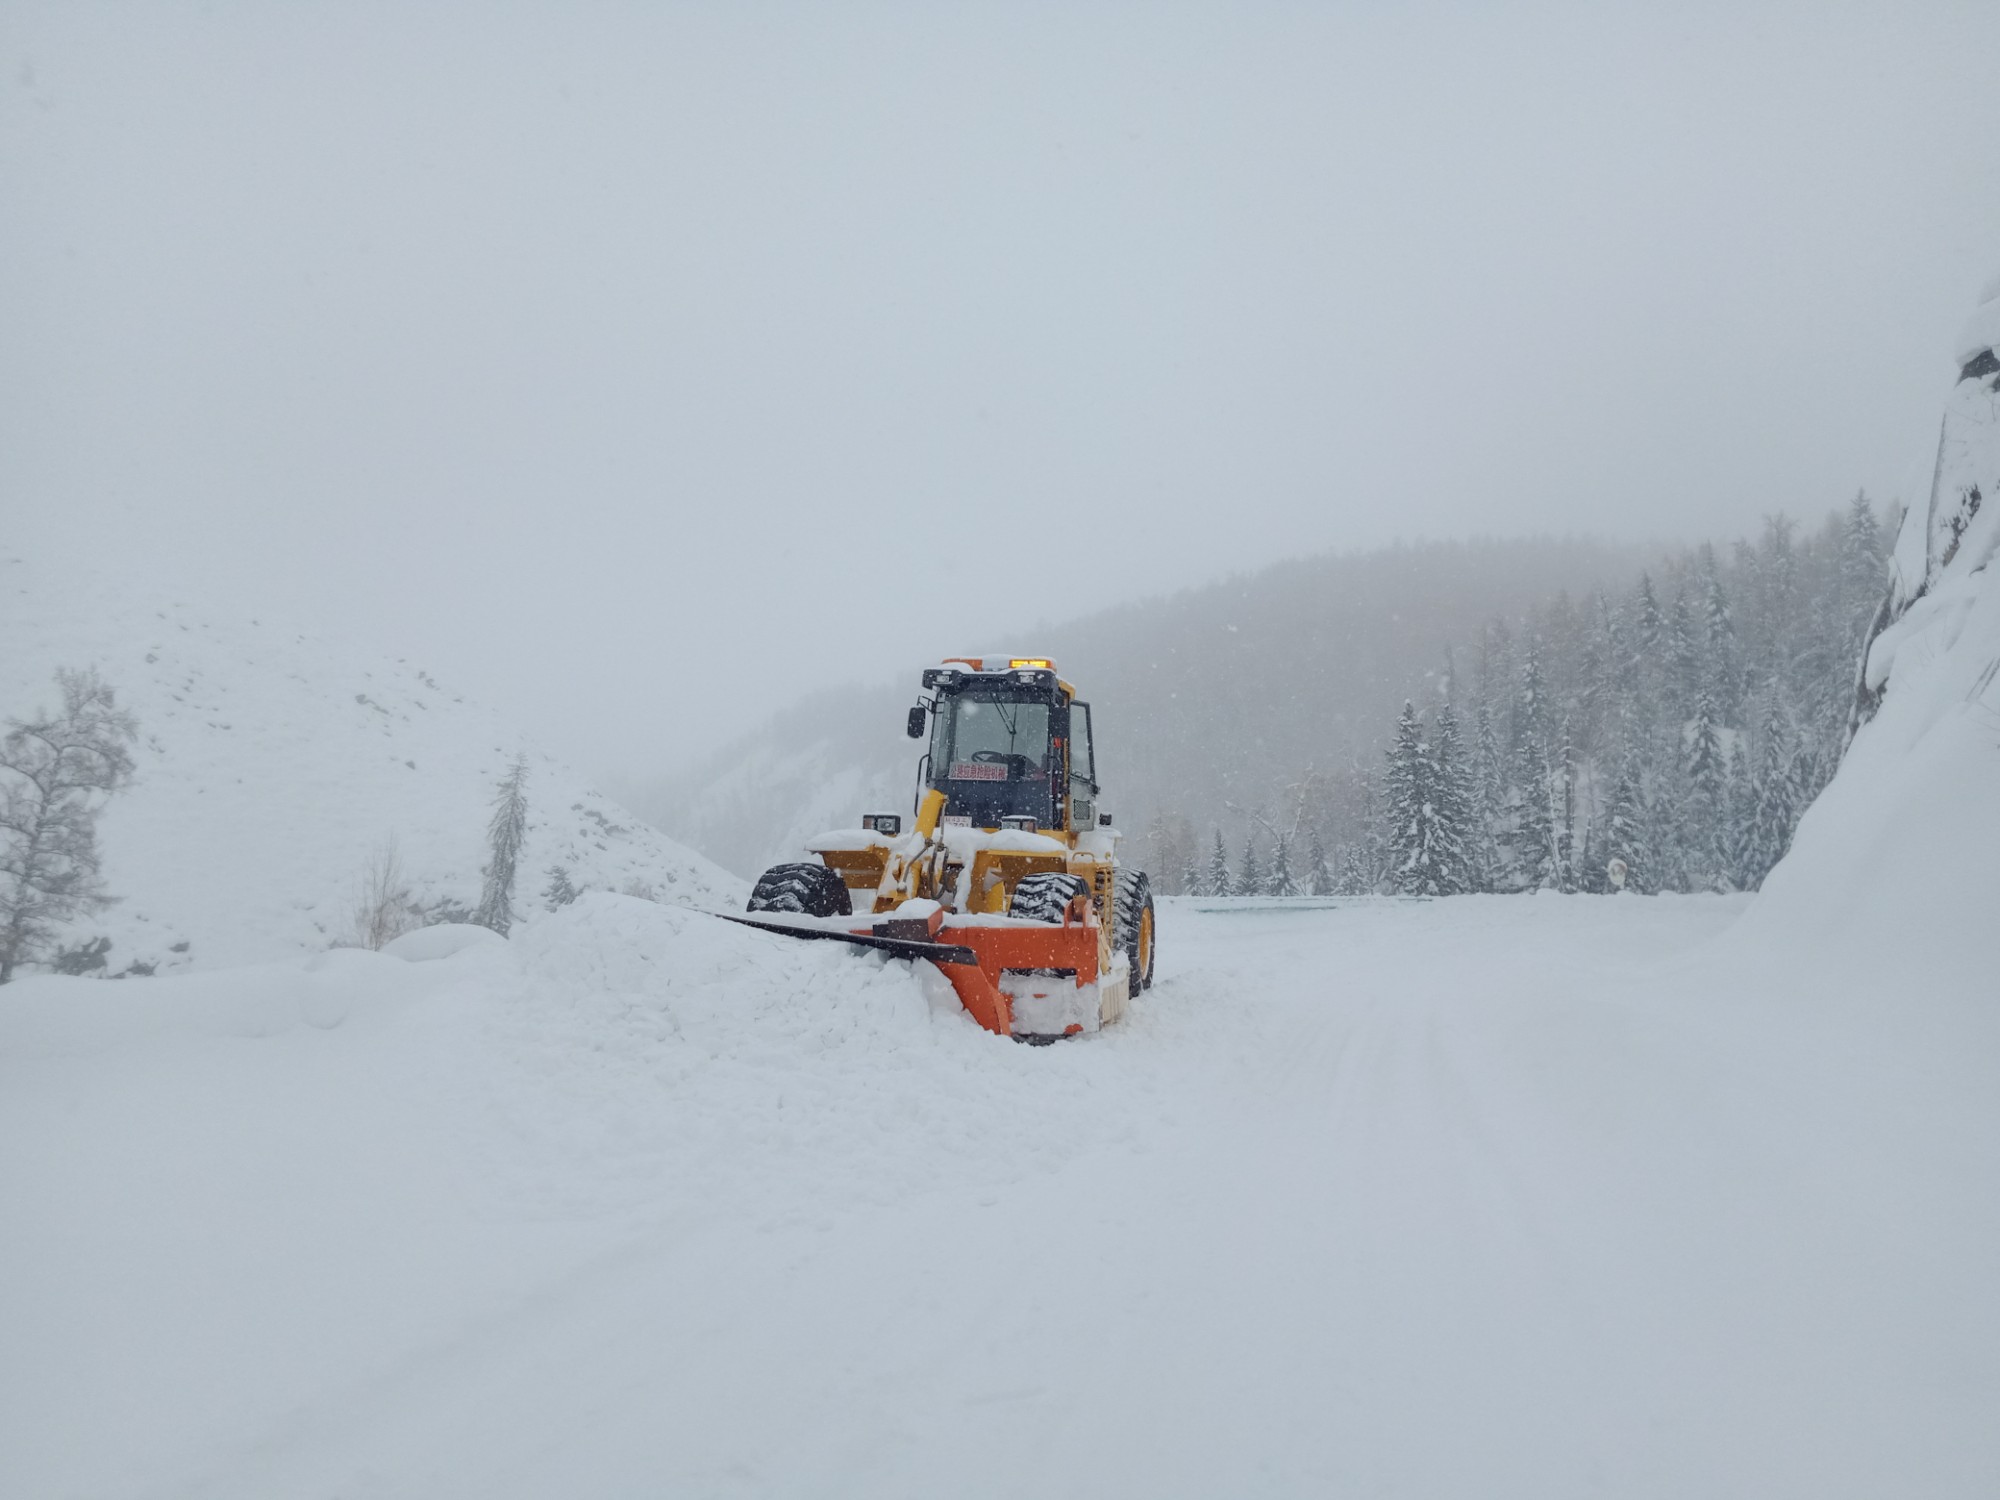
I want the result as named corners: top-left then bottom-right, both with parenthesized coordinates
top-left (1383, 701), bottom-right (1472, 897)
top-left (542, 864), bottom-right (579, 910)
top-left (1575, 590), bottom-right (1618, 751)
top-left (1725, 738), bottom-right (1755, 888)
top-left (1181, 842), bottom-right (1205, 898)
top-left (1305, 823), bottom-right (1334, 897)
top-left (1335, 842), bottom-right (1371, 896)
top-left (1502, 641), bottom-right (1554, 887)
top-left (1267, 830), bottom-right (1300, 897)
top-left (1603, 754), bottom-right (1650, 893)
top-left (1632, 573), bottom-right (1666, 673)
top-left (1470, 700), bottom-right (1508, 889)
top-left (1432, 702), bottom-right (1478, 894)
top-left (1383, 702), bottom-right (1425, 892)
top-left (1207, 829), bottom-right (1232, 898)
top-left (1513, 637), bottom-right (1549, 771)
top-left (1759, 514), bottom-right (1800, 640)
top-left (1839, 491), bottom-right (1884, 622)
top-left (1353, 766), bottom-right (1390, 893)
top-left (0, 669), bottom-right (140, 983)
top-left (1741, 694), bottom-right (1797, 887)
top-left (1238, 836), bottom-right (1263, 899)
top-left (1681, 687), bottom-right (1728, 891)
top-left (1550, 715), bottom-right (1578, 892)
top-left (474, 755), bottom-right (529, 935)
top-left (1840, 488), bottom-right (1880, 575)
top-left (1699, 550), bottom-right (1741, 721)
top-left (1514, 710), bottom-right (1576, 894)
top-left (1666, 589), bottom-right (1703, 727)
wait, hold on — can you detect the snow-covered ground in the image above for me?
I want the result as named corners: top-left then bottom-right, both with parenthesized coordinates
top-left (7, 280), bottom-right (1996, 1500)
top-left (0, 552), bottom-right (741, 971)
top-left (5, 890), bottom-right (1993, 1499)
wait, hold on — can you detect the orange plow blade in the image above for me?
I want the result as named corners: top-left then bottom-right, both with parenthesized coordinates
top-left (925, 915), bottom-right (1101, 1038)
top-left (837, 903), bottom-right (1102, 1038)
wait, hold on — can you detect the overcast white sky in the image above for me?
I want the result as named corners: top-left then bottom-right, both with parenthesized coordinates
top-left (5, 2), bottom-right (1997, 779)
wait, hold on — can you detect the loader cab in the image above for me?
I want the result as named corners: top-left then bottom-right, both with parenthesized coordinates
top-left (919, 661), bottom-right (1084, 833)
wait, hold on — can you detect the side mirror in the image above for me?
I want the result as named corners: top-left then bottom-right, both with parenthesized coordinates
top-left (906, 706), bottom-right (926, 739)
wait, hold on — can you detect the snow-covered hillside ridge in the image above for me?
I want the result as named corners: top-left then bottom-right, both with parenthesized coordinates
top-left (638, 537), bottom-right (1654, 877)
top-left (618, 678), bottom-right (919, 882)
top-left (1755, 273), bottom-right (2000, 955)
top-left (0, 553), bottom-right (741, 973)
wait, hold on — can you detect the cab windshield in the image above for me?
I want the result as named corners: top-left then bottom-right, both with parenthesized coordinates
top-left (928, 690), bottom-right (1058, 826)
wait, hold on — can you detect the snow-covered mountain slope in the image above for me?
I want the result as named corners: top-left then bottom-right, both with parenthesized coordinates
top-left (1752, 273), bottom-right (2000, 963)
top-left (637, 536), bottom-right (1653, 877)
top-left (619, 678), bottom-right (920, 881)
top-left (0, 552), bottom-right (741, 971)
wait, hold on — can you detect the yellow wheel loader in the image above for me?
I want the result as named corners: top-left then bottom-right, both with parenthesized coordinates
top-left (728, 657), bottom-right (1156, 1043)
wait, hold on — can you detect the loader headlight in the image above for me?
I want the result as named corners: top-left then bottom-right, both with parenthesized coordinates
top-left (999, 815), bottom-right (1038, 833)
top-left (862, 813), bottom-right (903, 836)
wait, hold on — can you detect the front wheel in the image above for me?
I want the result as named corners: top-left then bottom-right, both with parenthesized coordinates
top-left (1114, 869), bottom-right (1156, 990)
top-left (747, 861), bottom-right (853, 918)
top-left (1008, 871), bottom-right (1088, 923)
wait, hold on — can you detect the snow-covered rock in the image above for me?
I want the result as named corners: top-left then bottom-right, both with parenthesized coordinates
top-left (1755, 273), bottom-right (2000, 962)
top-left (0, 552), bottom-right (743, 973)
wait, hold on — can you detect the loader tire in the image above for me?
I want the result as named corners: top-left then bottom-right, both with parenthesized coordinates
top-left (746, 861), bottom-right (852, 918)
top-left (1008, 872), bottom-right (1088, 924)
top-left (1115, 869), bottom-right (1157, 991)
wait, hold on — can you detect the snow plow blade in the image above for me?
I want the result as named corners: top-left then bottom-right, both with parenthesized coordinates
top-left (923, 916), bottom-right (1109, 1042)
top-left (713, 909), bottom-right (1118, 1042)
top-left (715, 911), bottom-right (979, 967)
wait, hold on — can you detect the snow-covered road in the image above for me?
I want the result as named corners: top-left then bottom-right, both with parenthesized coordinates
top-left (5, 894), bottom-right (1995, 1499)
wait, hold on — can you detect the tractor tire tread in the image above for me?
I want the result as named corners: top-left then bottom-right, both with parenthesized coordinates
top-left (1114, 868), bottom-right (1157, 990)
top-left (1008, 872), bottom-right (1088, 924)
top-left (746, 861), bottom-right (853, 918)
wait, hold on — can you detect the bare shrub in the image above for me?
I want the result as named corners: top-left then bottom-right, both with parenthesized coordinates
top-left (341, 837), bottom-right (419, 950)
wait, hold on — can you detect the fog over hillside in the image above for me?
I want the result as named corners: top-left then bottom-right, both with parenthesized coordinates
top-left (633, 536), bottom-right (1655, 877)
top-left (0, 552), bottom-right (741, 974)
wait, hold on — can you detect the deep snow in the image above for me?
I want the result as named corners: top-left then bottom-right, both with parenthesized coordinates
top-left (0, 551), bottom-right (742, 972)
top-left (4, 891), bottom-right (1993, 1499)
top-left (7, 279), bottom-right (1997, 1500)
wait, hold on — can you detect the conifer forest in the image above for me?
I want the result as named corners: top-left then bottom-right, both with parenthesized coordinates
top-left (1151, 496), bottom-right (1890, 897)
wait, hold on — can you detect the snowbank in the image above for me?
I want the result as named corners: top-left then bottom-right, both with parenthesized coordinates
top-left (0, 889), bottom-right (1162, 1497)
top-left (1752, 273), bottom-right (2000, 975)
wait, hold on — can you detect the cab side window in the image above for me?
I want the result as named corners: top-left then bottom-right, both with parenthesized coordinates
top-left (1070, 702), bottom-right (1097, 816)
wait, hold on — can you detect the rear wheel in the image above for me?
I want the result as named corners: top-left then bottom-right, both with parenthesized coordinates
top-left (746, 861), bottom-right (852, 918)
top-left (1008, 871), bottom-right (1088, 923)
top-left (1114, 869), bottom-right (1156, 990)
